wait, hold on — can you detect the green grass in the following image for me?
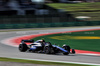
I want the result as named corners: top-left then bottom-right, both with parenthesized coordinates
top-left (47, 3), bottom-right (100, 11)
top-left (47, 2), bottom-right (100, 21)
top-left (0, 57), bottom-right (92, 66)
top-left (33, 30), bottom-right (100, 52)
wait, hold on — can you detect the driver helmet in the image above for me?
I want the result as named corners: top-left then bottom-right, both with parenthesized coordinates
top-left (42, 39), bottom-right (45, 42)
top-left (41, 38), bottom-right (45, 42)
top-left (62, 44), bottom-right (67, 47)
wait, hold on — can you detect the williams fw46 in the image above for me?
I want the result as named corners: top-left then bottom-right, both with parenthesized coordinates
top-left (18, 40), bottom-right (75, 55)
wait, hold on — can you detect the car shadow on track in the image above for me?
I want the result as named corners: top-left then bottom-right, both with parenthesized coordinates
top-left (25, 51), bottom-right (76, 56)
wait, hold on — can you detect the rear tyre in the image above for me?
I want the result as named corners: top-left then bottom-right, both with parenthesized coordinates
top-left (19, 44), bottom-right (28, 52)
top-left (44, 42), bottom-right (55, 54)
top-left (44, 46), bottom-right (51, 54)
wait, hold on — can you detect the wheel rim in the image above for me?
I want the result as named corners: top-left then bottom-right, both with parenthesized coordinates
top-left (45, 47), bottom-right (49, 53)
top-left (19, 46), bottom-right (22, 50)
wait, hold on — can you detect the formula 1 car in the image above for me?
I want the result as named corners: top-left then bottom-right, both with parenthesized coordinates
top-left (18, 40), bottom-right (75, 55)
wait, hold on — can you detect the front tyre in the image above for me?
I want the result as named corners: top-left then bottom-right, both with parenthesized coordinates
top-left (19, 44), bottom-right (28, 52)
top-left (62, 45), bottom-right (70, 55)
top-left (62, 45), bottom-right (70, 53)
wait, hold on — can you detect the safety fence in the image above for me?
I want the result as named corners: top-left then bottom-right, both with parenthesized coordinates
top-left (0, 21), bottom-right (100, 29)
top-left (0, 14), bottom-right (79, 24)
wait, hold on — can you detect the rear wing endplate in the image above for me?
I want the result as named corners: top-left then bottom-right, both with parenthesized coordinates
top-left (21, 40), bottom-right (34, 43)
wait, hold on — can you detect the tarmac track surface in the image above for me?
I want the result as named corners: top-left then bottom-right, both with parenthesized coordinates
top-left (0, 26), bottom-right (100, 64)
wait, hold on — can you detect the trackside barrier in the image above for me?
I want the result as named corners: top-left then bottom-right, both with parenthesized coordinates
top-left (0, 21), bottom-right (100, 29)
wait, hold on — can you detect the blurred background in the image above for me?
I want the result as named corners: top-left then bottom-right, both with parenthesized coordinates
top-left (0, 0), bottom-right (100, 28)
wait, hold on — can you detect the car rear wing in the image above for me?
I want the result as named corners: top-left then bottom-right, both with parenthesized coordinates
top-left (21, 40), bottom-right (34, 43)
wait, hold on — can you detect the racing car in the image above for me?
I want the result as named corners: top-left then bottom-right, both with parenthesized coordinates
top-left (18, 39), bottom-right (75, 55)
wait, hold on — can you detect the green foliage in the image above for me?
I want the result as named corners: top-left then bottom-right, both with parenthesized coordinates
top-left (47, 2), bottom-right (100, 21)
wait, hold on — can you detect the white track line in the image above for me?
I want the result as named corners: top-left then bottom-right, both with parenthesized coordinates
top-left (1, 57), bottom-right (100, 66)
